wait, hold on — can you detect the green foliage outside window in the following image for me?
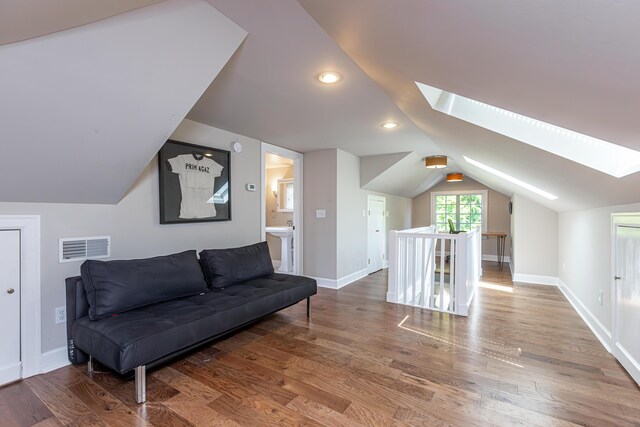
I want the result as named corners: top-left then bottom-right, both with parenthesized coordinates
top-left (434, 193), bottom-right (483, 232)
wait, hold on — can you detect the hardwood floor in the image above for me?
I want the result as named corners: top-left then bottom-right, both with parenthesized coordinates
top-left (2, 262), bottom-right (639, 426)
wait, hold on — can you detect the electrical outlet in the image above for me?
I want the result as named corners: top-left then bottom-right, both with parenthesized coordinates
top-left (598, 290), bottom-right (603, 306)
top-left (55, 306), bottom-right (66, 324)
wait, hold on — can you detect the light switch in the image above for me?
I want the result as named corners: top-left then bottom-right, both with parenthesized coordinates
top-left (316, 209), bottom-right (326, 218)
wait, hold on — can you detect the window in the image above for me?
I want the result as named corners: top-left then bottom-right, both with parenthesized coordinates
top-left (416, 81), bottom-right (640, 178)
top-left (431, 190), bottom-right (487, 233)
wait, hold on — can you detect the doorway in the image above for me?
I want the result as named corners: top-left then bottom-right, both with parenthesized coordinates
top-left (367, 195), bottom-right (386, 274)
top-left (261, 143), bottom-right (303, 275)
top-left (0, 215), bottom-right (40, 386)
top-left (612, 213), bottom-right (640, 385)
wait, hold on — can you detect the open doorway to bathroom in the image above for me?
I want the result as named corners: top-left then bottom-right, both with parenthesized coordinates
top-left (261, 143), bottom-right (303, 275)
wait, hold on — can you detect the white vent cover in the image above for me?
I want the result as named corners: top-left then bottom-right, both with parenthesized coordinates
top-left (59, 236), bottom-right (111, 263)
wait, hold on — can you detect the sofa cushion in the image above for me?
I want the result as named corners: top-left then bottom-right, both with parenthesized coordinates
top-left (81, 250), bottom-right (208, 320)
top-left (72, 273), bottom-right (316, 373)
top-left (199, 241), bottom-right (274, 288)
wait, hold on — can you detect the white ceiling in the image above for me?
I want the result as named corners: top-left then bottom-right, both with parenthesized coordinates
top-left (265, 153), bottom-right (293, 170)
top-left (0, 0), bottom-right (246, 203)
top-left (187, 0), bottom-right (434, 158)
top-left (295, 0), bottom-right (640, 211)
top-left (4, 0), bottom-right (640, 211)
top-left (0, 0), bottom-right (163, 45)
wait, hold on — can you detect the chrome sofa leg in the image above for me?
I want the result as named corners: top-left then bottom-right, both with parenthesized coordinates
top-left (87, 356), bottom-right (94, 375)
top-left (135, 365), bottom-right (146, 404)
top-left (307, 297), bottom-right (311, 318)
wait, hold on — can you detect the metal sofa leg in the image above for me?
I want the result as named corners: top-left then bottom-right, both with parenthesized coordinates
top-left (135, 365), bottom-right (146, 404)
top-left (307, 297), bottom-right (311, 318)
top-left (87, 356), bottom-right (94, 375)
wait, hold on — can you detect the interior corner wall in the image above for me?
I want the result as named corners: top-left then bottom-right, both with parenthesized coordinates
top-left (0, 119), bottom-right (261, 353)
top-left (511, 193), bottom-right (558, 278)
top-left (303, 149), bottom-right (338, 279)
top-left (558, 202), bottom-right (640, 337)
top-left (411, 177), bottom-right (512, 257)
top-left (336, 149), bottom-right (367, 278)
top-left (303, 148), bottom-right (413, 283)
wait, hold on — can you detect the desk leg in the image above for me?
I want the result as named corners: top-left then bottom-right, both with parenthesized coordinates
top-left (498, 236), bottom-right (505, 270)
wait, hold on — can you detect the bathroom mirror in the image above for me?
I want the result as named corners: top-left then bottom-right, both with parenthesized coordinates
top-left (277, 178), bottom-right (294, 212)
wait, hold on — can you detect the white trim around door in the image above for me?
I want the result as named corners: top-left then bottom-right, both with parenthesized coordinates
top-left (261, 143), bottom-right (304, 275)
top-left (0, 215), bottom-right (41, 381)
top-left (611, 212), bottom-right (640, 385)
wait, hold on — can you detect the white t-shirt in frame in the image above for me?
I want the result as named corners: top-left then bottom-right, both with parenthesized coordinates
top-left (168, 154), bottom-right (224, 219)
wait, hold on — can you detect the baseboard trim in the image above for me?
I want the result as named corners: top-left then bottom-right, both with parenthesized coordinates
top-left (312, 268), bottom-right (369, 290)
top-left (41, 346), bottom-right (70, 373)
top-left (557, 279), bottom-right (612, 352)
top-left (512, 273), bottom-right (558, 286)
top-left (482, 254), bottom-right (511, 263)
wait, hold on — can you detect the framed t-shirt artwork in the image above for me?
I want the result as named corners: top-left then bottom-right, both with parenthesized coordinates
top-left (158, 139), bottom-right (231, 224)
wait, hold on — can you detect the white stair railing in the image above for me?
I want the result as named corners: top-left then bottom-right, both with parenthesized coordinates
top-left (387, 226), bottom-right (481, 316)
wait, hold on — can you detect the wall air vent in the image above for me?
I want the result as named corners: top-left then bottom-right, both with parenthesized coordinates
top-left (59, 236), bottom-right (111, 263)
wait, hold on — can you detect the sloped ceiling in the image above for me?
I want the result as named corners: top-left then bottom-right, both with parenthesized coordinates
top-left (296, 0), bottom-right (640, 211)
top-left (360, 152), bottom-right (412, 188)
top-left (0, 0), bottom-right (246, 203)
top-left (361, 152), bottom-right (444, 198)
top-left (187, 0), bottom-right (433, 157)
top-left (0, 0), bottom-right (163, 45)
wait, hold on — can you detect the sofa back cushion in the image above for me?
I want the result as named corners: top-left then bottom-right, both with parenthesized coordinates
top-left (81, 250), bottom-right (208, 320)
top-left (199, 242), bottom-right (274, 289)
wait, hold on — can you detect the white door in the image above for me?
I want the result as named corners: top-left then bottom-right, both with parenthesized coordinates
top-left (0, 229), bottom-right (21, 385)
top-left (367, 196), bottom-right (386, 274)
top-left (613, 224), bottom-right (640, 385)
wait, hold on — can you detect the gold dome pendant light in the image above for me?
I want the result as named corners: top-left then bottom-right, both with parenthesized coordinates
top-left (425, 155), bottom-right (447, 169)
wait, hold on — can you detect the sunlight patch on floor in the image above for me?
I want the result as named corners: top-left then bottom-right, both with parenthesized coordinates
top-left (477, 281), bottom-right (513, 293)
top-left (397, 315), bottom-right (523, 368)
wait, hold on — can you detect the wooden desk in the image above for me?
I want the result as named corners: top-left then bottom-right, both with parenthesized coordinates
top-left (482, 232), bottom-right (507, 269)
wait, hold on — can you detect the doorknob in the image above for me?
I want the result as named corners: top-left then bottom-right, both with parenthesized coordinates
top-left (7, 288), bottom-right (15, 294)
top-left (614, 276), bottom-right (622, 280)
top-left (376, 230), bottom-right (380, 232)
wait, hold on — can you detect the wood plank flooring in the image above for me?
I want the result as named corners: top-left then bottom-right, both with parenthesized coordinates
top-left (2, 262), bottom-right (639, 426)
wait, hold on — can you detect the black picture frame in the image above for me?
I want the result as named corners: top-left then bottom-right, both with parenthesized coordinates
top-left (158, 139), bottom-right (231, 224)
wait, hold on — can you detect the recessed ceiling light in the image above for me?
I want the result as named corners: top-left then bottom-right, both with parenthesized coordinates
top-left (317, 71), bottom-right (341, 84)
top-left (381, 122), bottom-right (399, 129)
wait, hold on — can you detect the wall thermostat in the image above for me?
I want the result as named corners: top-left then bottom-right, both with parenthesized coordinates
top-left (246, 183), bottom-right (257, 192)
top-left (232, 141), bottom-right (243, 153)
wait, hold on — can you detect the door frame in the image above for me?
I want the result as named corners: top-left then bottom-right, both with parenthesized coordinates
top-left (0, 215), bottom-right (41, 381)
top-left (261, 143), bottom-right (303, 275)
top-left (611, 212), bottom-right (640, 385)
top-left (367, 195), bottom-right (387, 274)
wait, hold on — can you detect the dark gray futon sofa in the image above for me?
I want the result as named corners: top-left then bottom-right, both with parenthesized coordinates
top-left (65, 242), bottom-right (316, 403)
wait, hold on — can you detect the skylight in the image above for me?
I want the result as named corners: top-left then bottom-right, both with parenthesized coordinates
top-left (464, 156), bottom-right (558, 200)
top-left (416, 82), bottom-right (640, 178)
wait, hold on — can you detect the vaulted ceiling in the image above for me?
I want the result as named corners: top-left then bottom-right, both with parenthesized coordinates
top-left (2, 0), bottom-right (639, 211)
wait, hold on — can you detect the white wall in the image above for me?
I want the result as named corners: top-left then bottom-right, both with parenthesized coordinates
top-left (511, 193), bottom-right (558, 278)
top-left (303, 150), bottom-right (338, 279)
top-left (304, 148), bottom-right (412, 282)
top-left (0, 119), bottom-right (261, 352)
top-left (337, 150), bottom-right (368, 278)
top-left (559, 202), bottom-right (640, 338)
